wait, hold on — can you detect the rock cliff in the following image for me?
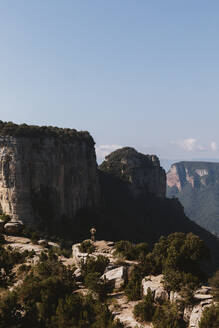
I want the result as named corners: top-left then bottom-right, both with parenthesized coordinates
top-left (0, 122), bottom-right (100, 226)
top-left (99, 147), bottom-right (166, 198)
top-left (167, 161), bottom-right (219, 235)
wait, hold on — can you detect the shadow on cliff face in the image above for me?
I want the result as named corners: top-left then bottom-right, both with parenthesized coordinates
top-left (42, 170), bottom-right (219, 275)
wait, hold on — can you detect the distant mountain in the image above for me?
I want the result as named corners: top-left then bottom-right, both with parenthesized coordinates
top-left (167, 161), bottom-right (219, 236)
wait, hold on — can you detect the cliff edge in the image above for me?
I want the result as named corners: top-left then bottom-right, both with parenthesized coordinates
top-left (0, 121), bottom-right (100, 226)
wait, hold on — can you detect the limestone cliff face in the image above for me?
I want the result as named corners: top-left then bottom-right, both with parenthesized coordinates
top-left (167, 161), bottom-right (219, 192)
top-left (167, 161), bottom-right (219, 235)
top-left (0, 132), bottom-right (100, 225)
top-left (99, 147), bottom-right (166, 198)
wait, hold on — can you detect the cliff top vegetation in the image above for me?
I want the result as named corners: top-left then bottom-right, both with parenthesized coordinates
top-left (0, 121), bottom-right (94, 145)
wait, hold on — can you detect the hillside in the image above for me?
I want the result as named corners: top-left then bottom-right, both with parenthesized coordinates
top-left (167, 161), bottom-right (219, 236)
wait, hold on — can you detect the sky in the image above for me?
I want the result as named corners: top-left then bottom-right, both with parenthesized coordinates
top-left (1, 1), bottom-right (219, 169)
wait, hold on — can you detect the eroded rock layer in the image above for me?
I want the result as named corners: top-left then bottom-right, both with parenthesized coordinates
top-left (167, 161), bottom-right (219, 235)
top-left (0, 131), bottom-right (100, 225)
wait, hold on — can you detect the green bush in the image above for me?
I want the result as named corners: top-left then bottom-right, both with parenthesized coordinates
top-left (114, 240), bottom-right (148, 261)
top-left (152, 302), bottom-right (186, 328)
top-left (0, 121), bottom-right (94, 146)
top-left (144, 232), bottom-right (209, 292)
top-left (134, 288), bottom-right (155, 322)
top-left (199, 304), bottom-right (219, 328)
top-left (53, 293), bottom-right (124, 328)
top-left (79, 240), bottom-right (95, 254)
top-left (0, 214), bottom-right (11, 223)
top-left (125, 267), bottom-right (142, 301)
top-left (85, 272), bottom-right (113, 301)
top-left (209, 270), bottom-right (219, 302)
top-left (80, 255), bottom-right (110, 278)
top-left (0, 246), bottom-right (29, 287)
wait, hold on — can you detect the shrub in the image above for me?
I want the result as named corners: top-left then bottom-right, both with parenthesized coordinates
top-left (0, 214), bottom-right (11, 223)
top-left (209, 270), bottom-right (219, 302)
top-left (114, 240), bottom-right (148, 261)
top-left (199, 304), bottom-right (219, 328)
top-left (79, 240), bottom-right (95, 254)
top-left (125, 267), bottom-right (142, 301)
top-left (54, 293), bottom-right (124, 328)
top-left (163, 269), bottom-right (199, 294)
top-left (80, 255), bottom-right (110, 278)
top-left (134, 288), bottom-right (155, 322)
top-left (85, 272), bottom-right (113, 301)
top-left (152, 302), bottom-right (186, 328)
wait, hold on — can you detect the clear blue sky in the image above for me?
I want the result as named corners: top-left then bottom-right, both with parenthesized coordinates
top-left (1, 1), bottom-right (219, 166)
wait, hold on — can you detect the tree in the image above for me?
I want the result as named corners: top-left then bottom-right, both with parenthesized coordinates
top-left (199, 304), bottom-right (219, 328)
top-left (134, 288), bottom-right (155, 322)
top-left (209, 270), bottom-right (219, 302)
top-left (152, 302), bottom-right (186, 328)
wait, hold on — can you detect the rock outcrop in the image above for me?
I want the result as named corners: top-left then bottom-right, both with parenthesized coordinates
top-left (142, 274), bottom-right (168, 301)
top-left (4, 221), bottom-right (24, 234)
top-left (188, 299), bottom-right (213, 328)
top-left (167, 161), bottom-right (219, 235)
top-left (142, 274), bottom-right (214, 328)
top-left (0, 122), bottom-right (100, 226)
top-left (101, 266), bottom-right (127, 289)
top-left (99, 147), bottom-right (166, 198)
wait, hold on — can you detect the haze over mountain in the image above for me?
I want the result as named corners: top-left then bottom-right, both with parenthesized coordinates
top-left (167, 161), bottom-right (219, 236)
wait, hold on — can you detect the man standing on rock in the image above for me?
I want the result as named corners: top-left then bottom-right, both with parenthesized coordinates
top-left (90, 227), bottom-right (96, 242)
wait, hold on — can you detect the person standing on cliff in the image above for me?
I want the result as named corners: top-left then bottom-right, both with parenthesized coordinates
top-left (90, 227), bottom-right (96, 242)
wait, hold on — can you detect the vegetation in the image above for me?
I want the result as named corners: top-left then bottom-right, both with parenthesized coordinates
top-left (80, 255), bottom-right (113, 300)
top-left (199, 304), bottom-right (219, 328)
top-left (124, 232), bottom-right (209, 304)
top-left (0, 214), bottom-right (11, 223)
top-left (125, 266), bottom-right (142, 301)
top-left (209, 270), bottom-right (219, 302)
top-left (79, 240), bottom-right (95, 254)
top-left (133, 288), bottom-right (155, 322)
top-left (133, 289), bottom-right (185, 327)
top-left (0, 120), bottom-right (94, 145)
top-left (152, 302), bottom-right (186, 328)
top-left (80, 255), bottom-right (109, 277)
top-left (144, 232), bottom-right (209, 292)
top-left (0, 245), bottom-right (29, 287)
top-left (0, 248), bottom-right (123, 328)
top-left (114, 240), bottom-right (148, 261)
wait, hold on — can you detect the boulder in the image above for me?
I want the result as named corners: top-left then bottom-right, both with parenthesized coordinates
top-left (154, 286), bottom-right (169, 301)
top-left (4, 221), bottom-right (24, 235)
top-left (0, 219), bottom-right (5, 233)
top-left (38, 239), bottom-right (48, 246)
top-left (142, 275), bottom-right (168, 301)
top-left (101, 266), bottom-right (127, 289)
top-left (48, 241), bottom-right (60, 248)
top-left (142, 275), bottom-right (163, 294)
top-left (194, 286), bottom-right (212, 301)
top-left (72, 243), bottom-right (89, 265)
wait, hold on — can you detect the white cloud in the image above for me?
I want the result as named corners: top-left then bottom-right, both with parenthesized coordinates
top-left (210, 141), bottom-right (218, 151)
top-left (95, 144), bottom-right (122, 162)
top-left (170, 138), bottom-right (207, 152)
top-left (171, 138), bottom-right (198, 151)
